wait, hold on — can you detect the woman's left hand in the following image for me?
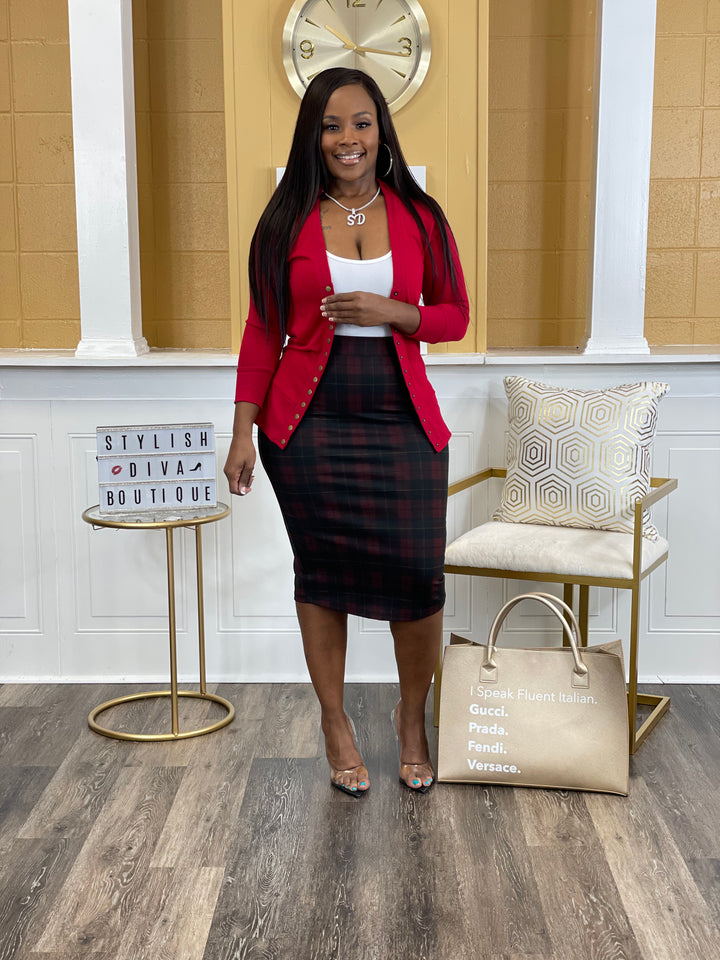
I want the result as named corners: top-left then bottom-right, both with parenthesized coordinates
top-left (321, 291), bottom-right (420, 335)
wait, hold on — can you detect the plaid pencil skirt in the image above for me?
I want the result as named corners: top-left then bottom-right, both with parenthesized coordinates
top-left (258, 336), bottom-right (449, 622)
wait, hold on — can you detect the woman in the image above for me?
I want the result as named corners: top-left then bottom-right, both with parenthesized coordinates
top-left (224, 68), bottom-right (469, 797)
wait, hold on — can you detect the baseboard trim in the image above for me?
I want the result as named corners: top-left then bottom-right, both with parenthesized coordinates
top-left (1, 673), bottom-right (718, 685)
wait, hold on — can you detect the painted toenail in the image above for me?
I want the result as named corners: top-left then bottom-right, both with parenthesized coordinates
top-left (413, 779), bottom-right (421, 785)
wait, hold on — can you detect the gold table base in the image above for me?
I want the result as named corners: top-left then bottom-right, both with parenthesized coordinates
top-left (88, 689), bottom-right (234, 742)
top-left (82, 503), bottom-right (234, 742)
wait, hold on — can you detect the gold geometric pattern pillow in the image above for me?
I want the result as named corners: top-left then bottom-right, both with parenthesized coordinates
top-left (493, 377), bottom-right (669, 541)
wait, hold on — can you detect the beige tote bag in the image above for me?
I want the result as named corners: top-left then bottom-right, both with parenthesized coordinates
top-left (437, 593), bottom-right (629, 795)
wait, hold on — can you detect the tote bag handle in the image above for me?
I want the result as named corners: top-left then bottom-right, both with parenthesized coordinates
top-left (483, 593), bottom-right (589, 687)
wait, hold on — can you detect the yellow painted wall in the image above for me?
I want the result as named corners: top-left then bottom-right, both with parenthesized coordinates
top-left (486, 0), bottom-right (720, 350)
top-left (222, 0), bottom-right (486, 354)
top-left (2, 0), bottom-right (716, 350)
top-left (646, 0), bottom-right (720, 345)
top-left (486, 1), bottom-right (595, 349)
top-left (133, 0), bottom-right (231, 349)
top-left (0, 0), bottom-right (80, 348)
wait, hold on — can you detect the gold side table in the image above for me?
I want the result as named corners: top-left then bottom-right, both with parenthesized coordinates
top-left (82, 503), bottom-right (234, 741)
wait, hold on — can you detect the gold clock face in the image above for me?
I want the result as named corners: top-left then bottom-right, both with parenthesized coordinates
top-left (282, 0), bottom-right (431, 113)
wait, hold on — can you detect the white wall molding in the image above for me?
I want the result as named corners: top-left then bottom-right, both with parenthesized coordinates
top-left (68, 0), bottom-right (148, 359)
top-left (582, 0), bottom-right (657, 355)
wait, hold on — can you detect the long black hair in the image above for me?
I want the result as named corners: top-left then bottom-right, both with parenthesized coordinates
top-left (249, 67), bottom-right (460, 338)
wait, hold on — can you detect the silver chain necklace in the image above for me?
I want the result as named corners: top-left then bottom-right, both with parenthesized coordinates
top-left (324, 185), bottom-right (381, 226)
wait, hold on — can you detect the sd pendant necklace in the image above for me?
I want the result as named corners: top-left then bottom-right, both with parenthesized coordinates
top-left (325, 185), bottom-right (381, 226)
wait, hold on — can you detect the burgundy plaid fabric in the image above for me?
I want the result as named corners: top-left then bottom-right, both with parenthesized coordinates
top-left (259, 337), bottom-right (448, 622)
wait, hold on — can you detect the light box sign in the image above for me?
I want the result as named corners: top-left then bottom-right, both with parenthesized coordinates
top-left (97, 423), bottom-right (217, 514)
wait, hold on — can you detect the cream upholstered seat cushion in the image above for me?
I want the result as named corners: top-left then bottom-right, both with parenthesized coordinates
top-left (445, 521), bottom-right (669, 580)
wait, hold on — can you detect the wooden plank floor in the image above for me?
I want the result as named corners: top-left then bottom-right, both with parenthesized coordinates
top-left (0, 682), bottom-right (718, 960)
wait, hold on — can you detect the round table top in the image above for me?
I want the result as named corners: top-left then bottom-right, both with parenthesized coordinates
top-left (82, 502), bottom-right (230, 530)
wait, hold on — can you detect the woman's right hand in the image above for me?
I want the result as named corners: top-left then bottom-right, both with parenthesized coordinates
top-left (224, 435), bottom-right (257, 497)
top-left (224, 401), bottom-right (261, 497)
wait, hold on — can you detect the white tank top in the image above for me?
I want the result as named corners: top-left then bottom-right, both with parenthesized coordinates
top-left (326, 250), bottom-right (393, 337)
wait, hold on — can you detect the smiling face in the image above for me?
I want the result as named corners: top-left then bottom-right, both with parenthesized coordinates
top-left (320, 84), bottom-right (380, 192)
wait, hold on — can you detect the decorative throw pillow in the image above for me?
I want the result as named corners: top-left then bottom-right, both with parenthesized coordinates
top-left (493, 377), bottom-right (669, 541)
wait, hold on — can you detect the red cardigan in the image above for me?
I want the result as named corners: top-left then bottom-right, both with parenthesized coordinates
top-left (234, 184), bottom-right (469, 451)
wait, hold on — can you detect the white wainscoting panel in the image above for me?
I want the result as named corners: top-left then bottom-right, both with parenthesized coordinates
top-left (0, 403), bottom-right (61, 676)
top-left (0, 357), bottom-right (718, 682)
top-left (51, 399), bottom-right (225, 680)
top-left (212, 429), bottom-right (311, 681)
top-left (663, 444), bottom-right (720, 619)
top-left (642, 400), bottom-right (720, 680)
top-left (219, 432), bottom-right (296, 624)
top-left (0, 445), bottom-right (36, 621)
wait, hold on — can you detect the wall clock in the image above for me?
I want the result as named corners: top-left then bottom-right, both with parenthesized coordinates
top-left (282, 0), bottom-right (431, 113)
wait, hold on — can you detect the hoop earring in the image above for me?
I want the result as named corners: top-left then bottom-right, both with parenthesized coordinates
top-left (379, 142), bottom-right (394, 178)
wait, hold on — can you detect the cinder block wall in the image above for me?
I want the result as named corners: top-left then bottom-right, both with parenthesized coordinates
top-left (0, 0), bottom-right (717, 350)
top-left (0, 0), bottom-right (80, 348)
top-left (486, 0), bottom-right (720, 349)
top-left (646, 0), bottom-right (720, 345)
top-left (133, 0), bottom-right (230, 349)
top-left (487, 1), bottom-right (595, 349)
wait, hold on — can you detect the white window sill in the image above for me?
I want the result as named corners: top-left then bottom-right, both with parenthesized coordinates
top-left (0, 345), bottom-right (717, 367)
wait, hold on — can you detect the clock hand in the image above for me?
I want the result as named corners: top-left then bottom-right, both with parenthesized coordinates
top-left (324, 25), bottom-right (358, 51)
top-left (322, 26), bottom-right (412, 59)
top-left (354, 45), bottom-right (412, 57)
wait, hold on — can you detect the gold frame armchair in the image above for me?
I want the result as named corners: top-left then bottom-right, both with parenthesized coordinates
top-left (437, 469), bottom-right (677, 754)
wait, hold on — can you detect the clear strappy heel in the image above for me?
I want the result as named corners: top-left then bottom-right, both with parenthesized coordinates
top-left (328, 714), bottom-right (370, 797)
top-left (391, 700), bottom-right (434, 794)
